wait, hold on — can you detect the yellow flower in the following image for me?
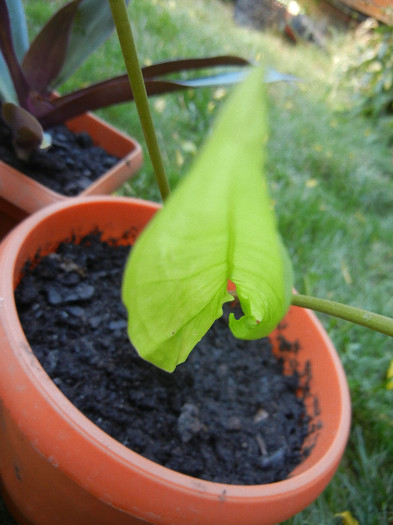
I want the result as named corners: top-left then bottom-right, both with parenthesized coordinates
top-left (175, 149), bottom-right (184, 167)
top-left (341, 261), bottom-right (352, 286)
top-left (153, 98), bottom-right (166, 114)
top-left (213, 88), bottom-right (227, 100)
top-left (305, 178), bottom-right (318, 188)
top-left (335, 511), bottom-right (359, 525)
top-left (207, 101), bottom-right (216, 113)
top-left (386, 360), bottom-right (393, 390)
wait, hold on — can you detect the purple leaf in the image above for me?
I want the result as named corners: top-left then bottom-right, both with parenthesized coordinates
top-left (2, 102), bottom-right (44, 160)
top-left (21, 0), bottom-right (80, 94)
top-left (39, 74), bottom-right (242, 129)
top-left (141, 56), bottom-right (250, 77)
top-left (38, 57), bottom-right (250, 128)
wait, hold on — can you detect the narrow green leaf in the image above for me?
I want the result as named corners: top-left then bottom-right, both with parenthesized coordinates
top-left (122, 68), bottom-right (293, 372)
top-left (5, 0), bottom-right (28, 60)
top-left (0, 55), bottom-right (17, 103)
top-left (0, 0), bottom-right (29, 104)
top-left (0, 0), bottom-right (28, 102)
top-left (143, 67), bottom-right (298, 89)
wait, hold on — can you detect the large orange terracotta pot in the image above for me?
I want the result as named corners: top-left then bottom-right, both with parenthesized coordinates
top-left (0, 196), bottom-right (351, 525)
top-left (0, 113), bottom-right (143, 239)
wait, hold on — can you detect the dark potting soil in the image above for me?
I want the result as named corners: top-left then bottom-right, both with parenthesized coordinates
top-left (15, 233), bottom-right (316, 485)
top-left (0, 112), bottom-right (120, 196)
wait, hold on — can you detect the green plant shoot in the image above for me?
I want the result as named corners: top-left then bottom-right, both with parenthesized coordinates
top-left (122, 68), bottom-right (293, 372)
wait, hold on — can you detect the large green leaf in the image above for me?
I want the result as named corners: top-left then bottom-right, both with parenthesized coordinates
top-left (122, 68), bottom-right (293, 372)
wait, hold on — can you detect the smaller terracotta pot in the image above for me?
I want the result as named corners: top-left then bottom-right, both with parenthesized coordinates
top-left (0, 112), bottom-right (143, 217)
top-left (0, 197), bottom-right (351, 525)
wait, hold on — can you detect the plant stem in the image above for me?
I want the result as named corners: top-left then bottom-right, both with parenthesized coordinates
top-left (108, 0), bottom-right (170, 201)
top-left (292, 293), bottom-right (393, 337)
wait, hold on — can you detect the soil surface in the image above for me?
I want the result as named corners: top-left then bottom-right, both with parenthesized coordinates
top-left (15, 233), bottom-right (315, 485)
top-left (0, 112), bottom-right (120, 196)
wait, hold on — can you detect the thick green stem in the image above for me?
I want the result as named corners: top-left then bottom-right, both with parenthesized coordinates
top-left (292, 293), bottom-right (393, 337)
top-left (108, 0), bottom-right (170, 201)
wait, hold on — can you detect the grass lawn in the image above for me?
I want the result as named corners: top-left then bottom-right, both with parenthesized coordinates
top-left (2, 0), bottom-right (392, 523)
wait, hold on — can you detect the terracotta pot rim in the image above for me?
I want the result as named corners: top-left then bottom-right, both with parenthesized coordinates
top-left (0, 196), bottom-right (351, 502)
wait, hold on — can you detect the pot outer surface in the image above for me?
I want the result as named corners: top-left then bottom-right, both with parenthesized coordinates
top-left (0, 114), bottom-right (119, 196)
top-left (14, 232), bottom-right (318, 485)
